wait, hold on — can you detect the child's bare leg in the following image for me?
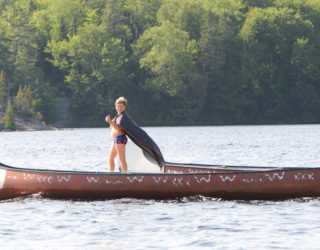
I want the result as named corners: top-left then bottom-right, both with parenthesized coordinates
top-left (108, 144), bottom-right (117, 171)
top-left (115, 144), bottom-right (127, 172)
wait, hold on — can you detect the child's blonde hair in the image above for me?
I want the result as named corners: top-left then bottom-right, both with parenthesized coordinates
top-left (115, 96), bottom-right (127, 106)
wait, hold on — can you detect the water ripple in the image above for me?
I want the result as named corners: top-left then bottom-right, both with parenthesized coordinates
top-left (1, 126), bottom-right (320, 249)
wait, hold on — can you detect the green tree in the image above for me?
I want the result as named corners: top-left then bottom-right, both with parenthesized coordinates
top-left (240, 5), bottom-right (320, 123)
top-left (3, 100), bottom-right (15, 130)
top-left (0, 0), bottom-right (39, 96)
top-left (47, 23), bottom-right (128, 124)
top-left (15, 85), bottom-right (34, 117)
top-left (0, 70), bottom-right (6, 109)
top-left (241, 0), bottom-right (275, 9)
top-left (135, 21), bottom-right (206, 123)
top-left (198, 3), bottom-right (245, 124)
top-left (157, 0), bottom-right (206, 40)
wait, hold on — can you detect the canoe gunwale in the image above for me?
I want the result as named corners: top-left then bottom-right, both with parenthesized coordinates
top-left (0, 161), bottom-right (319, 176)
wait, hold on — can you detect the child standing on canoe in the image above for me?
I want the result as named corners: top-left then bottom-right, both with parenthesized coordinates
top-left (105, 97), bottom-right (128, 172)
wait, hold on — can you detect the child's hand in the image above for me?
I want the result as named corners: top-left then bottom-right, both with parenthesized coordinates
top-left (105, 115), bottom-right (112, 123)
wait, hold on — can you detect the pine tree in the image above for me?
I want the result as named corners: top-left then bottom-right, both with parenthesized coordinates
top-left (0, 70), bottom-right (5, 110)
top-left (15, 85), bottom-right (33, 117)
top-left (3, 101), bottom-right (16, 130)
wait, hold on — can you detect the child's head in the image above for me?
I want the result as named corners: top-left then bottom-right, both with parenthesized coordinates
top-left (115, 96), bottom-right (127, 106)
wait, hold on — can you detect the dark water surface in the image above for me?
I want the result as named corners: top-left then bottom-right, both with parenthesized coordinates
top-left (1, 125), bottom-right (320, 249)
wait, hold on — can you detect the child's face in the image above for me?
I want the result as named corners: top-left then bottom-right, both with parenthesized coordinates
top-left (116, 103), bottom-right (126, 114)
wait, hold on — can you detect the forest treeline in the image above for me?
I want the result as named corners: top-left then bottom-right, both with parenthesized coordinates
top-left (1, 0), bottom-right (320, 128)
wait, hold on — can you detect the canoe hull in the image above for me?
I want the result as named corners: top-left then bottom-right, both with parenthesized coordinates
top-left (1, 163), bottom-right (320, 200)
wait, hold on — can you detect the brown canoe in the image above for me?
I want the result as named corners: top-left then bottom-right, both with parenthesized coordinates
top-left (1, 162), bottom-right (319, 200)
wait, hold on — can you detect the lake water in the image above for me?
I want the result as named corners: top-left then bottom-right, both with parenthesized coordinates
top-left (0, 125), bottom-right (320, 249)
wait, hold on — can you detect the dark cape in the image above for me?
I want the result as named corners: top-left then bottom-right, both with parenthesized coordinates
top-left (118, 112), bottom-right (165, 169)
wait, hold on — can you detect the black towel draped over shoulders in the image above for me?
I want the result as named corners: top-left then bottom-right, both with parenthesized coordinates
top-left (117, 111), bottom-right (165, 168)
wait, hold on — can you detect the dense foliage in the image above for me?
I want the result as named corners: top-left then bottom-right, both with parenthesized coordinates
top-left (1, 0), bottom-right (320, 127)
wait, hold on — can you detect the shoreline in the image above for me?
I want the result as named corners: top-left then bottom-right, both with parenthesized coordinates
top-left (0, 115), bottom-right (54, 132)
top-left (2, 123), bottom-right (320, 132)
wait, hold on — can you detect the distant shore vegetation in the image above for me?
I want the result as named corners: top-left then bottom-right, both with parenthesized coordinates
top-left (1, 0), bottom-right (320, 129)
